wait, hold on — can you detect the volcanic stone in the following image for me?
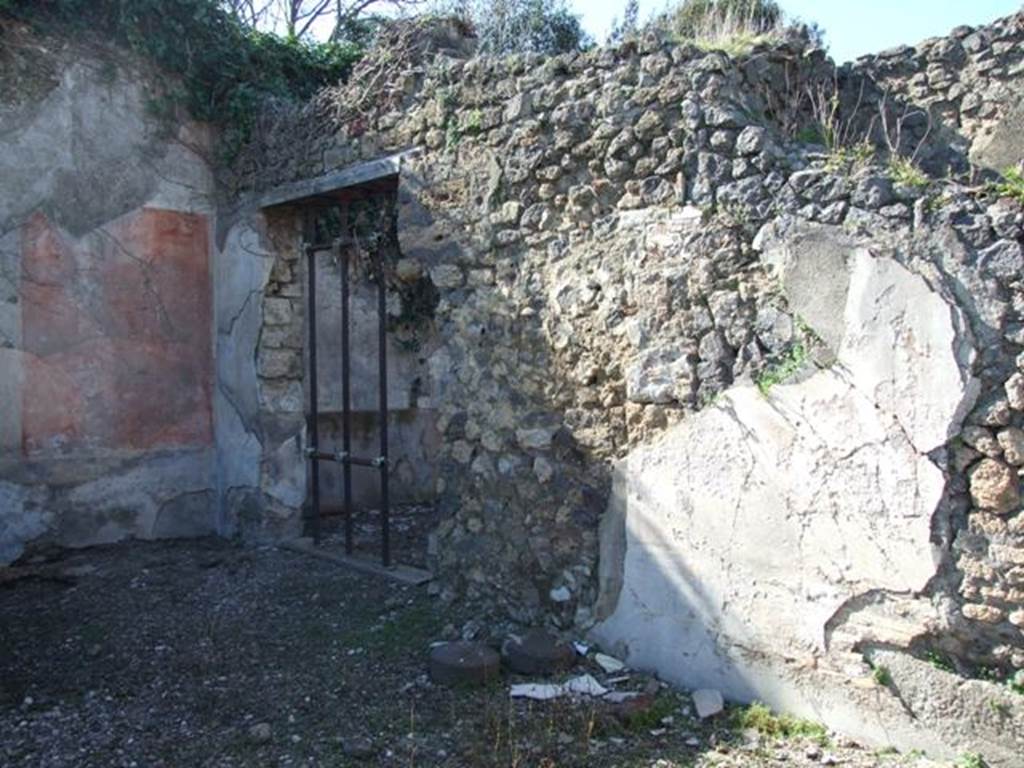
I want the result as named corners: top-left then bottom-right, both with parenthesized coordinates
top-left (969, 458), bottom-right (1021, 514)
top-left (429, 641), bottom-right (501, 687)
top-left (503, 629), bottom-right (576, 676)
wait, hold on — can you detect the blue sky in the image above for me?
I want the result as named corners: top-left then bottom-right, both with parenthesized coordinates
top-left (568, 0), bottom-right (1023, 62)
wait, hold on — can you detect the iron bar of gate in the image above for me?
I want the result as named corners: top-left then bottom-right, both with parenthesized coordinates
top-left (376, 205), bottom-right (391, 568)
top-left (302, 198), bottom-right (392, 568)
top-left (339, 234), bottom-right (354, 556)
top-left (305, 241), bottom-right (322, 545)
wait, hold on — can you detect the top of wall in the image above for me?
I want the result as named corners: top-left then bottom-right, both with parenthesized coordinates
top-left (215, 10), bottom-right (1024, 208)
top-left (850, 10), bottom-right (1024, 171)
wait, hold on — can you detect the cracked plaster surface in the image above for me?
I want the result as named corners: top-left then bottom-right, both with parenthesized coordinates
top-left (590, 224), bottom-right (981, 754)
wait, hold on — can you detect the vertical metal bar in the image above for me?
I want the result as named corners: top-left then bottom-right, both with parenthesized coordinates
top-left (338, 232), bottom-right (353, 556)
top-left (377, 240), bottom-right (391, 568)
top-left (306, 242), bottom-right (321, 545)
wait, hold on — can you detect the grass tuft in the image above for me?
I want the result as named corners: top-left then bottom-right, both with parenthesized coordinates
top-left (872, 665), bottom-right (892, 688)
top-left (824, 141), bottom-right (875, 175)
top-left (888, 156), bottom-right (929, 189)
top-left (666, 0), bottom-right (787, 56)
top-left (622, 691), bottom-right (680, 731)
top-left (756, 339), bottom-right (808, 395)
top-left (989, 167), bottom-right (1024, 206)
top-left (730, 701), bottom-right (829, 745)
top-left (956, 753), bottom-right (987, 768)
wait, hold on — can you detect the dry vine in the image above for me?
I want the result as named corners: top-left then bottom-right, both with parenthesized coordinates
top-left (314, 16), bottom-right (472, 132)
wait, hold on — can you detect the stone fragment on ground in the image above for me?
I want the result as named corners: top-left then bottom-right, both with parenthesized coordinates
top-left (339, 736), bottom-right (376, 759)
top-left (248, 722), bottom-right (272, 743)
top-left (692, 689), bottom-right (725, 719)
top-left (509, 682), bottom-right (564, 701)
top-left (594, 652), bottom-right (626, 673)
top-left (502, 629), bottom-right (576, 676)
top-left (428, 641), bottom-right (501, 687)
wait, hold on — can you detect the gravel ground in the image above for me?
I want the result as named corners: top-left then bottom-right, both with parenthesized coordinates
top-left (321, 504), bottom-right (440, 568)
top-left (0, 539), bottom-right (958, 768)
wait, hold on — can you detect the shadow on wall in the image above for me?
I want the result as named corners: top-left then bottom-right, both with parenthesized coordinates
top-left (587, 227), bottom-right (1024, 762)
top-left (318, 410), bottom-right (440, 508)
top-left (394, 155), bottom-right (615, 620)
top-left (310, 235), bottom-right (442, 511)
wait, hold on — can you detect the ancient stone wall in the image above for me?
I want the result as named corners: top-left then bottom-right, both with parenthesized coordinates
top-left (851, 11), bottom-right (1024, 172)
top-left (213, 189), bottom-right (445, 542)
top-left (222, 11), bottom-right (1024, 759)
top-left (2, 8), bottom-right (1024, 761)
top-left (232, 7), bottom-right (1023, 631)
top-left (0, 28), bottom-right (218, 562)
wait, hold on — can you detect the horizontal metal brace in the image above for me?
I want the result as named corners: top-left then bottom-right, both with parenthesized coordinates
top-left (305, 448), bottom-right (386, 468)
top-left (348, 455), bottom-right (388, 469)
top-left (303, 238), bottom-right (354, 254)
top-left (305, 448), bottom-right (347, 462)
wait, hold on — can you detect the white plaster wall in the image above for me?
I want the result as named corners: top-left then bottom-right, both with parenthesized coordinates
top-left (589, 227), bottom-right (1011, 760)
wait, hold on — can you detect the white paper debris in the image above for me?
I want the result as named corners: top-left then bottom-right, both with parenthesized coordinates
top-left (510, 683), bottom-right (564, 701)
top-left (572, 641), bottom-right (589, 656)
top-left (509, 674), bottom-right (609, 701)
top-left (563, 674), bottom-right (608, 697)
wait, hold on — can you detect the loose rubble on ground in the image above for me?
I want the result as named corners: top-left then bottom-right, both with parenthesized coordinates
top-left (0, 539), bottom-right (971, 767)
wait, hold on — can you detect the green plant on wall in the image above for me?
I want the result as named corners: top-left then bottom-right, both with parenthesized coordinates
top-left (445, 118), bottom-right (462, 150)
top-left (1009, 672), bottom-right (1024, 696)
top-left (887, 156), bottom-right (929, 189)
top-left (461, 108), bottom-right (483, 135)
top-left (923, 649), bottom-right (955, 673)
top-left (990, 167), bottom-right (1024, 205)
top-left (956, 753), bottom-right (987, 768)
top-left (1, 0), bottom-right (364, 158)
top-left (755, 338), bottom-right (808, 394)
top-left (872, 664), bottom-right (893, 688)
top-left (823, 140), bottom-right (875, 175)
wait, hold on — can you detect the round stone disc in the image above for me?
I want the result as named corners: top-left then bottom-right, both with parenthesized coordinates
top-left (429, 641), bottom-right (501, 687)
top-left (503, 629), bottom-right (576, 676)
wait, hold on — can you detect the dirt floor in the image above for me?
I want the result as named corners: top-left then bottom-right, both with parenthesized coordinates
top-left (0, 539), bottom-right (960, 768)
top-left (321, 503), bottom-right (440, 568)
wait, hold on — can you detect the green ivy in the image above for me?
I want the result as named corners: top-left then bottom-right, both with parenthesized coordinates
top-left (1, 0), bottom-right (364, 156)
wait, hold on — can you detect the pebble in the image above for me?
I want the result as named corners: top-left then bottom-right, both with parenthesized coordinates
top-left (248, 722), bottom-right (272, 743)
top-left (692, 688), bottom-right (725, 718)
top-left (340, 736), bottom-right (376, 759)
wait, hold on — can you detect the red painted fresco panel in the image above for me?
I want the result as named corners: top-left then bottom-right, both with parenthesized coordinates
top-left (21, 209), bottom-right (213, 455)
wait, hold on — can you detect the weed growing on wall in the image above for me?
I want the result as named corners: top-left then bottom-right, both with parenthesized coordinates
top-left (990, 167), bottom-right (1024, 206)
top-left (923, 649), bottom-right (955, 673)
top-left (1008, 670), bottom-right (1024, 696)
top-left (755, 339), bottom-right (808, 394)
top-left (887, 156), bottom-right (929, 189)
top-left (0, 0), bottom-right (363, 158)
top-left (823, 141), bottom-right (875, 176)
top-left (871, 664), bottom-right (893, 687)
top-left (956, 753), bottom-right (988, 768)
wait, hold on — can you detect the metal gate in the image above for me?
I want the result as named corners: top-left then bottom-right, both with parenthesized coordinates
top-left (302, 198), bottom-right (392, 567)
